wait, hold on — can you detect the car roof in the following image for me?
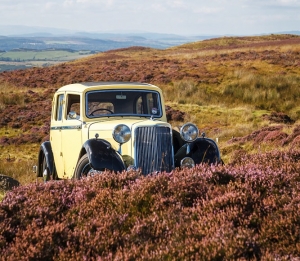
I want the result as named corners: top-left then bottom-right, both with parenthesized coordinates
top-left (56, 82), bottom-right (161, 93)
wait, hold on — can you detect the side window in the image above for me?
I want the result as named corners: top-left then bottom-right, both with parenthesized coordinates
top-left (66, 94), bottom-right (80, 119)
top-left (55, 94), bottom-right (64, 121)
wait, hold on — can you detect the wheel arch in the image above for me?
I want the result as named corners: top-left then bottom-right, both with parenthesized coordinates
top-left (79, 138), bottom-right (126, 173)
top-left (37, 141), bottom-right (56, 177)
top-left (174, 137), bottom-right (222, 167)
top-left (77, 147), bottom-right (87, 162)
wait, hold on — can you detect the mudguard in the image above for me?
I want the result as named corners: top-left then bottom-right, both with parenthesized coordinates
top-left (174, 137), bottom-right (221, 167)
top-left (172, 129), bottom-right (186, 154)
top-left (37, 141), bottom-right (55, 177)
top-left (82, 138), bottom-right (126, 172)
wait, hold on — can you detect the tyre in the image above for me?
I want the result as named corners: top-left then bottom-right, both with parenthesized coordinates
top-left (42, 156), bottom-right (51, 182)
top-left (73, 154), bottom-right (92, 179)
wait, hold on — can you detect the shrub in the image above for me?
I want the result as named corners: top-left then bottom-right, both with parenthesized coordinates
top-left (1, 150), bottom-right (300, 260)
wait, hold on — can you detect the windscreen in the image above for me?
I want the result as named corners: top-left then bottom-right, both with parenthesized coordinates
top-left (86, 90), bottom-right (162, 118)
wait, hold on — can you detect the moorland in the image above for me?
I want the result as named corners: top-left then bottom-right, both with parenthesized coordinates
top-left (0, 34), bottom-right (300, 260)
top-left (0, 33), bottom-right (300, 181)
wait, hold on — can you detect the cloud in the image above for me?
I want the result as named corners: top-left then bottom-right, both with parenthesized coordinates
top-left (166, 0), bottom-right (186, 8)
top-left (45, 2), bottom-right (57, 9)
top-left (244, 0), bottom-right (300, 8)
top-left (63, 0), bottom-right (73, 7)
top-left (0, 0), bottom-right (299, 35)
top-left (278, 0), bottom-right (300, 5)
top-left (193, 7), bottom-right (221, 14)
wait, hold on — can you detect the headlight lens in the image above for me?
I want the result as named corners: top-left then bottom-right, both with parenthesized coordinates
top-left (180, 157), bottom-right (195, 168)
top-left (180, 123), bottom-right (199, 142)
top-left (113, 124), bottom-right (131, 144)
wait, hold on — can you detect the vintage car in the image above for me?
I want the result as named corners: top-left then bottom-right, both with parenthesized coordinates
top-left (35, 82), bottom-right (222, 180)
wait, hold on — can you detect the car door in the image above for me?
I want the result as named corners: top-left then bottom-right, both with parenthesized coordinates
top-left (50, 93), bottom-right (64, 177)
top-left (61, 93), bottom-right (83, 178)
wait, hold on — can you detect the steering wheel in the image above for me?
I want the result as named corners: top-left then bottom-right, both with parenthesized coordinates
top-left (89, 108), bottom-right (114, 116)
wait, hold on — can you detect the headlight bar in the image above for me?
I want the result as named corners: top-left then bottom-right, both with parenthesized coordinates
top-left (112, 124), bottom-right (131, 154)
top-left (180, 123), bottom-right (199, 142)
top-left (180, 123), bottom-right (199, 155)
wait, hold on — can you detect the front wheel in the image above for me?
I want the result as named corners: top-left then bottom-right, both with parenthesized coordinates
top-left (73, 154), bottom-right (93, 179)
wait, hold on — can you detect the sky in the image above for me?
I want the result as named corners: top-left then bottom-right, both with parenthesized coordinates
top-left (0, 0), bottom-right (300, 36)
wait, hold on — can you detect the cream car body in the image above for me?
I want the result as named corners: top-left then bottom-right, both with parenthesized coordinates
top-left (36, 82), bottom-right (221, 180)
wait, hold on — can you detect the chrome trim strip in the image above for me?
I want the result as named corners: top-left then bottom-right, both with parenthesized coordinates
top-left (50, 125), bottom-right (82, 130)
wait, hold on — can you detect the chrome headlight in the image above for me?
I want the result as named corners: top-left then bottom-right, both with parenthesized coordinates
top-left (112, 124), bottom-right (131, 144)
top-left (181, 157), bottom-right (195, 168)
top-left (180, 123), bottom-right (199, 142)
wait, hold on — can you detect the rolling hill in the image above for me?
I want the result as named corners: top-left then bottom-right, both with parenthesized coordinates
top-left (0, 33), bottom-right (300, 174)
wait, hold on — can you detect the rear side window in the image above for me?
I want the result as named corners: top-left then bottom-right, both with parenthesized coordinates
top-left (55, 94), bottom-right (64, 121)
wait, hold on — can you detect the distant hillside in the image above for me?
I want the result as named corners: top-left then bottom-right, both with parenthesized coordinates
top-left (0, 36), bottom-right (166, 52)
top-left (0, 33), bottom-right (215, 52)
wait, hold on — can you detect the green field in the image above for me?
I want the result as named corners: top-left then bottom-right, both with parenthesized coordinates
top-left (0, 49), bottom-right (97, 71)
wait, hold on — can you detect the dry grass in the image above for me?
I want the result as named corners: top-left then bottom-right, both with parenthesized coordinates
top-left (165, 101), bottom-right (278, 163)
top-left (0, 159), bottom-right (37, 185)
top-left (221, 73), bottom-right (300, 111)
top-left (0, 83), bottom-right (25, 110)
top-left (0, 143), bottom-right (40, 186)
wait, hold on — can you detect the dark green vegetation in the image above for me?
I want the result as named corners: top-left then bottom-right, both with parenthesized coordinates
top-left (1, 150), bottom-right (300, 260)
top-left (0, 49), bottom-right (94, 61)
top-left (0, 63), bottom-right (29, 72)
top-left (0, 49), bottom-right (96, 72)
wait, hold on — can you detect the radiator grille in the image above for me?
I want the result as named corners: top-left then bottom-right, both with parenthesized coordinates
top-left (135, 126), bottom-right (174, 174)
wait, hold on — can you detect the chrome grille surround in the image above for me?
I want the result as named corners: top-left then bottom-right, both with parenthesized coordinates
top-left (134, 126), bottom-right (174, 175)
